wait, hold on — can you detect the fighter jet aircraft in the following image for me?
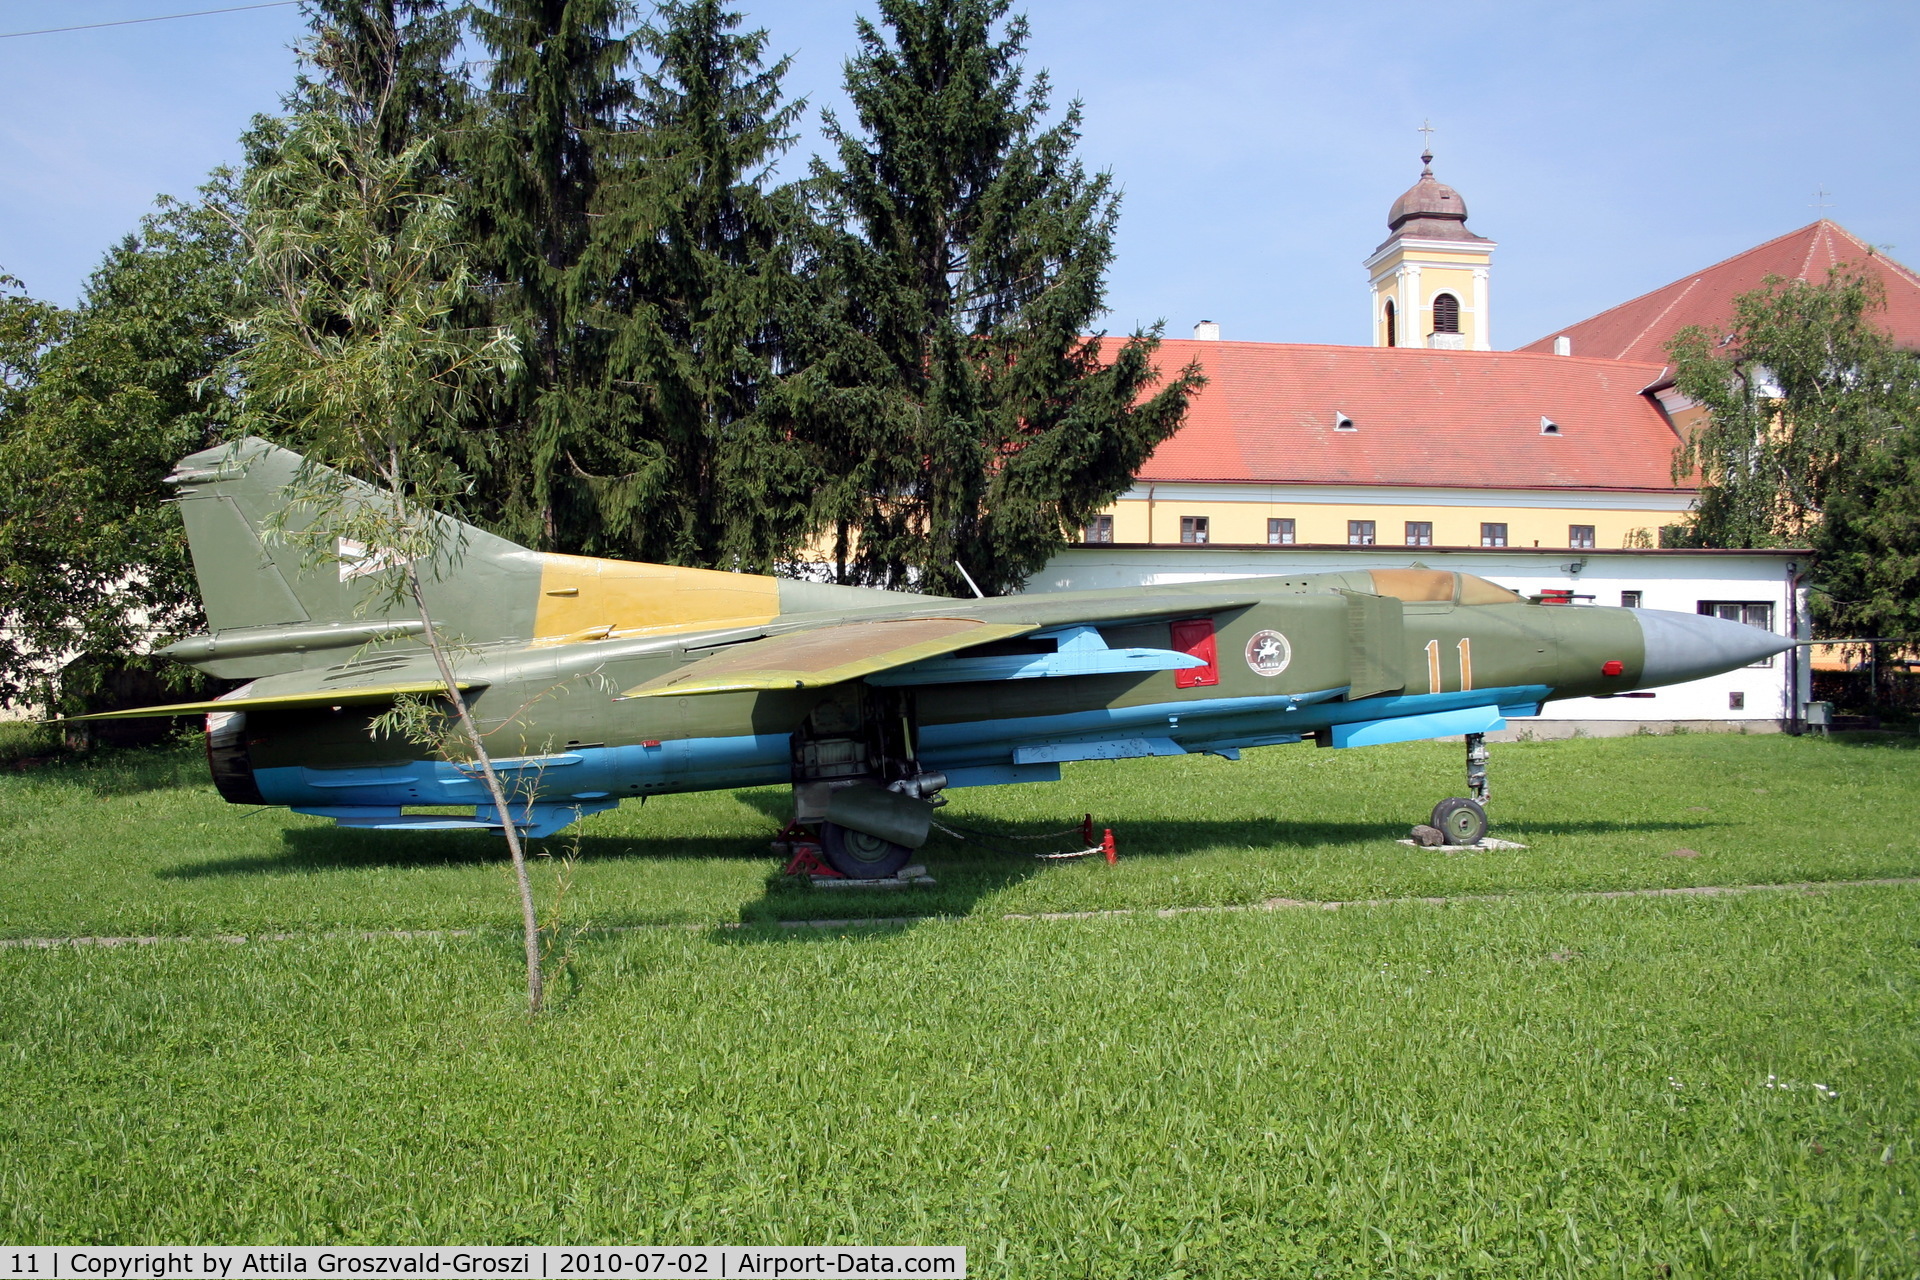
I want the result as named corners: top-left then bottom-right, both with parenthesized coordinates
top-left (79, 439), bottom-right (1794, 876)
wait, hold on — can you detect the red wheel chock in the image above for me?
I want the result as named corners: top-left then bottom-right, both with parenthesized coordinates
top-left (783, 845), bottom-right (840, 878)
top-left (773, 822), bottom-right (842, 878)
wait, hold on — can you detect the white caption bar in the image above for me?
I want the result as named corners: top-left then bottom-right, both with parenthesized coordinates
top-left (0, 1250), bottom-right (964, 1280)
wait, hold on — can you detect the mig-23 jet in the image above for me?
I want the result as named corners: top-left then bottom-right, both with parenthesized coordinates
top-left (78, 439), bottom-right (1793, 877)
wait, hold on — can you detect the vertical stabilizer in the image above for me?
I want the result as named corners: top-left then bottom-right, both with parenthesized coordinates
top-left (164, 439), bottom-right (544, 675)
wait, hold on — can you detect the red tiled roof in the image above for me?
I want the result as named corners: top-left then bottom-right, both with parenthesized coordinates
top-left (1517, 221), bottom-right (1920, 364)
top-left (1108, 339), bottom-right (1688, 492)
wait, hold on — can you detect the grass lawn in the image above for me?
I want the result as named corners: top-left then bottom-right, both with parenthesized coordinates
top-left (1, 731), bottom-right (1915, 938)
top-left (2, 732), bottom-right (1917, 1272)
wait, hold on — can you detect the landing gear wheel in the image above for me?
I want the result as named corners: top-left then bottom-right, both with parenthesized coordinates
top-left (1429, 798), bottom-right (1489, 847)
top-left (818, 821), bottom-right (913, 879)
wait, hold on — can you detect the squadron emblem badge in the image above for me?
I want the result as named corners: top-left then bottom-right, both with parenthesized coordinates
top-left (1244, 629), bottom-right (1292, 677)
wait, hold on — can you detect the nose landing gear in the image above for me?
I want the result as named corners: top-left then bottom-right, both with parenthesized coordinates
top-left (1426, 731), bottom-right (1491, 846)
top-left (1428, 796), bottom-right (1489, 846)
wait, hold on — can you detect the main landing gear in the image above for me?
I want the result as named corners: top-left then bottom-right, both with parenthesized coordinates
top-left (1427, 731), bottom-right (1491, 846)
top-left (790, 687), bottom-right (948, 879)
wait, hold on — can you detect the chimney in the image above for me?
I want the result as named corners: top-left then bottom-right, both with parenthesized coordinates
top-left (1553, 335), bottom-right (1572, 356)
top-left (1193, 320), bottom-right (1221, 341)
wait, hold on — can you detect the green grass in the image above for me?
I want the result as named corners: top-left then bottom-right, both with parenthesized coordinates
top-left (2, 890), bottom-right (1916, 1273)
top-left (2, 733), bottom-right (1918, 1270)
top-left (1, 732), bottom-right (1915, 938)
top-left (0, 717), bottom-right (59, 764)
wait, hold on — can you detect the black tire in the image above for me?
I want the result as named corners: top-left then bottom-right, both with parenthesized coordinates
top-left (818, 821), bottom-right (913, 879)
top-left (1429, 798), bottom-right (1489, 847)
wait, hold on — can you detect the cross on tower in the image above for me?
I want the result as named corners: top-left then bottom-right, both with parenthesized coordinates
top-left (1418, 119), bottom-right (1436, 148)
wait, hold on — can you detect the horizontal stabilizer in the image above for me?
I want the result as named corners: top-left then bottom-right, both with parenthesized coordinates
top-left (60, 681), bottom-right (481, 722)
top-left (158, 620), bottom-right (426, 664)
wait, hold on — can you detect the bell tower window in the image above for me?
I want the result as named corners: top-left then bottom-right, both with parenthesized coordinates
top-left (1368, 149), bottom-right (1494, 350)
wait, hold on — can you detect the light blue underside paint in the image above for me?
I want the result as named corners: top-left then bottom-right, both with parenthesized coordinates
top-left (291, 799), bottom-right (617, 838)
top-left (867, 624), bottom-right (1202, 686)
top-left (260, 682), bottom-right (1553, 835)
top-left (1013, 736), bottom-right (1186, 765)
top-left (1327, 704), bottom-right (1506, 749)
top-left (260, 733), bottom-right (796, 812)
top-left (943, 763), bottom-right (1062, 788)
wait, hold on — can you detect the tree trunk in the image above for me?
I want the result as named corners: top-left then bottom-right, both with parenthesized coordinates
top-left (407, 569), bottom-right (544, 1015)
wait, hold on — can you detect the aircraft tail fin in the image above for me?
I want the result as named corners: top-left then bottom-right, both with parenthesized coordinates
top-left (163, 438), bottom-right (542, 676)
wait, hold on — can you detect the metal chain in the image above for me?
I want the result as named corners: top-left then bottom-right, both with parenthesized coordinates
top-left (930, 818), bottom-right (1101, 860)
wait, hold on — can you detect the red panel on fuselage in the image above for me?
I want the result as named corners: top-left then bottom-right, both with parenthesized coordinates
top-left (1170, 619), bottom-right (1220, 688)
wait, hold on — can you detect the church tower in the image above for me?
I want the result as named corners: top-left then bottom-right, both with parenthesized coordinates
top-left (1365, 148), bottom-right (1496, 350)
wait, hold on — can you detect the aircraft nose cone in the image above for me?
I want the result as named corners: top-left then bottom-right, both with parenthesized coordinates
top-left (1635, 609), bottom-right (1794, 688)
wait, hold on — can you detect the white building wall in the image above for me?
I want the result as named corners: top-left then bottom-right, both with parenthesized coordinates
top-left (1027, 545), bottom-right (1808, 732)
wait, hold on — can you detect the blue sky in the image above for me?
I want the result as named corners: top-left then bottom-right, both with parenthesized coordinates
top-left (2, 0), bottom-right (1915, 349)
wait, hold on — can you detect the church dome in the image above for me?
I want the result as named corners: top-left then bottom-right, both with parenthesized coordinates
top-left (1384, 151), bottom-right (1486, 242)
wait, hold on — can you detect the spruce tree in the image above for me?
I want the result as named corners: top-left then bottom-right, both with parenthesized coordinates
top-left (463, 0), bottom-right (642, 551)
top-left (574, 0), bottom-right (815, 568)
top-left (289, 0), bottom-right (466, 156)
top-left (805, 0), bottom-right (1201, 594)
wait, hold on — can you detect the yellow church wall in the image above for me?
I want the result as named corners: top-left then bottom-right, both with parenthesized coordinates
top-left (1414, 266), bottom-right (1476, 298)
top-left (1103, 493), bottom-right (1686, 551)
top-left (1366, 243), bottom-right (1490, 274)
top-left (1367, 244), bottom-right (1490, 347)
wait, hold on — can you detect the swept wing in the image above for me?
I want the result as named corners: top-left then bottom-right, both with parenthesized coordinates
top-left (619, 593), bottom-right (1262, 698)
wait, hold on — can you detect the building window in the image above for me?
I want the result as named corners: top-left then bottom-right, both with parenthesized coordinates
top-left (1569, 524), bottom-right (1595, 548)
top-left (1384, 299), bottom-right (1397, 348)
top-left (1480, 522), bottom-right (1507, 547)
top-left (1268, 517), bottom-right (1295, 545)
top-left (1620, 590), bottom-right (1642, 609)
top-left (1729, 691), bottom-right (1746, 711)
top-left (1702, 601), bottom-right (1772, 629)
top-left (1180, 516), bottom-right (1209, 545)
top-left (1432, 292), bottom-right (1461, 334)
top-left (1405, 521), bottom-right (1432, 546)
top-left (1700, 601), bottom-right (1775, 666)
top-left (1084, 514), bottom-right (1113, 544)
top-left (1348, 520), bottom-right (1376, 546)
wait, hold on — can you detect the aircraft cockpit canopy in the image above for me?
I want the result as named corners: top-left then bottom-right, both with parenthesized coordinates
top-left (1366, 569), bottom-right (1524, 606)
